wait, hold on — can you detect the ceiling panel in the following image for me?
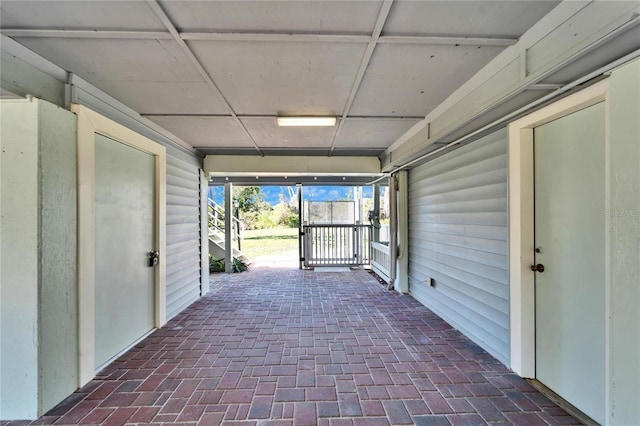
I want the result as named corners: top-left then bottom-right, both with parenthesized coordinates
top-left (12, 37), bottom-right (230, 114)
top-left (350, 43), bottom-right (504, 117)
top-left (0, 1), bottom-right (164, 31)
top-left (190, 40), bottom-right (367, 115)
top-left (384, 1), bottom-right (561, 38)
top-left (241, 117), bottom-right (337, 148)
top-left (100, 82), bottom-right (228, 115)
top-left (13, 38), bottom-right (201, 82)
top-left (161, 0), bottom-right (381, 33)
top-left (147, 116), bottom-right (255, 148)
top-left (335, 118), bottom-right (422, 149)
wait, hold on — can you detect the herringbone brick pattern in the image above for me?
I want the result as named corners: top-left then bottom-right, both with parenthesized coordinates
top-left (5, 269), bottom-right (579, 425)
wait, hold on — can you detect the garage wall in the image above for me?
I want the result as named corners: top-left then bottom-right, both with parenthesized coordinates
top-left (0, 98), bottom-right (78, 419)
top-left (0, 100), bottom-right (40, 419)
top-left (408, 129), bottom-right (509, 364)
top-left (608, 59), bottom-right (640, 426)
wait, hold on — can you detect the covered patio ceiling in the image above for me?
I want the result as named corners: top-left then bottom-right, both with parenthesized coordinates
top-left (0, 0), bottom-right (561, 157)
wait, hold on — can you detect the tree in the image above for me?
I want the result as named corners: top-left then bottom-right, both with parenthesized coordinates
top-left (233, 186), bottom-right (265, 213)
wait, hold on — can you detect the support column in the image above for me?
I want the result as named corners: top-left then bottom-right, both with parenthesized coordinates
top-left (372, 184), bottom-right (380, 242)
top-left (297, 184), bottom-right (303, 270)
top-left (224, 182), bottom-right (233, 273)
top-left (388, 174), bottom-right (397, 290)
top-left (200, 171), bottom-right (210, 293)
top-left (395, 170), bottom-right (409, 294)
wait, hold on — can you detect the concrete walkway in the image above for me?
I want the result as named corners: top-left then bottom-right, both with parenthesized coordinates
top-left (9, 269), bottom-right (579, 425)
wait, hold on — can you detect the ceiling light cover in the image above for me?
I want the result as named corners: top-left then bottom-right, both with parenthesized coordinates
top-left (276, 116), bottom-right (337, 127)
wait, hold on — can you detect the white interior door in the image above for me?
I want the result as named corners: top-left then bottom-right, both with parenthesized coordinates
top-left (533, 102), bottom-right (605, 423)
top-left (94, 134), bottom-right (156, 369)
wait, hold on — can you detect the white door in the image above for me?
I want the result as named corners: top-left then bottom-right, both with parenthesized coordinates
top-left (94, 134), bottom-right (156, 369)
top-left (533, 102), bottom-right (605, 423)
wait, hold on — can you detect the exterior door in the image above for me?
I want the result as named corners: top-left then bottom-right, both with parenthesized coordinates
top-left (94, 134), bottom-right (156, 369)
top-left (533, 102), bottom-right (605, 423)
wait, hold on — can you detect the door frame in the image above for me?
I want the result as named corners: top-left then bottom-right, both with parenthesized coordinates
top-left (73, 104), bottom-right (167, 386)
top-left (507, 79), bottom-right (610, 381)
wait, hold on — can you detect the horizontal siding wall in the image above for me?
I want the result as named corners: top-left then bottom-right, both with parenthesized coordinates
top-left (166, 145), bottom-right (202, 320)
top-left (408, 129), bottom-right (509, 365)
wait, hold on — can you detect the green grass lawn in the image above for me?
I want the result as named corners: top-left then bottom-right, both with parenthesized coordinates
top-left (240, 227), bottom-right (299, 259)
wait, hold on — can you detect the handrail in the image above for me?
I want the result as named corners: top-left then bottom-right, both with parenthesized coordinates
top-left (207, 198), bottom-right (245, 241)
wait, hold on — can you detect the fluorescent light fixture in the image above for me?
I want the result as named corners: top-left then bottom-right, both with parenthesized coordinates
top-left (276, 116), bottom-right (336, 127)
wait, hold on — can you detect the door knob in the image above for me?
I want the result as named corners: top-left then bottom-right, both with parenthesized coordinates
top-left (530, 264), bottom-right (545, 273)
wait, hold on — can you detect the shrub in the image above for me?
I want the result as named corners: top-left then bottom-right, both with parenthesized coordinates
top-left (209, 255), bottom-right (249, 273)
top-left (209, 256), bottom-right (225, 273)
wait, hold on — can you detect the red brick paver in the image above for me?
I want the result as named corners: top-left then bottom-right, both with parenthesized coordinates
top-left (3, 269), bottom-right (580, 425)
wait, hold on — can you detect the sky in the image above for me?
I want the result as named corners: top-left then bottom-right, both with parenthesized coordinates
top-left (208, 185), bottom-right (373, 206)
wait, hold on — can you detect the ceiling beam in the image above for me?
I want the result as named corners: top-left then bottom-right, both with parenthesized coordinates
top-left (1, 29), bottom-right (172, 39)
top-left (378, 35), bottom-right (517, 46)
top-left (328, 0), bottom-right (394, 156)
top-left (527, 83), bottom-right (564, 90)
top-left (1, 28), bottom-right (516, 47)
top-left (144, 0), bottom-right (264, 155)
top-left (204, 155), bottom-right (381, 175)
top-left (208, 175), bottom-right (384, 186)
top-left (142, 113), bottom-right (423, 121)
top-left (181, 32), bottom-right (371, 43)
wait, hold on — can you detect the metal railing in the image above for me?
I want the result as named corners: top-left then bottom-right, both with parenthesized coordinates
top-left (371, 242), bottom-right (391, 283)
top-left (302, 224), bottom-right (371, 267)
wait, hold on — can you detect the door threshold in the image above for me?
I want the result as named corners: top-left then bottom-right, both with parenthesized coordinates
top-left (526, 379), bottom-right (599, 426)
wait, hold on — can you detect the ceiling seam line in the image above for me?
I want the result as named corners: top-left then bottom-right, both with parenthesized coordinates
top-left (144, 0), bottom-right (264, 156)
top-left (0, 29), bottom-right (517, 46)
top-left (141, 114), bottom-right (424, 120)
top-left (0, 29), bottom-right (173, 39)
top-left (328, 0), bottom-right (395, 156)
top-left (181, 32), bottom-right (371, 43)
top-left (377, 35), bottom-right (517, 46)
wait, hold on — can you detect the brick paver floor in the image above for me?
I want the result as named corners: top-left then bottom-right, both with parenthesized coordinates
top-left (7, 269), bottom-right (580, 425)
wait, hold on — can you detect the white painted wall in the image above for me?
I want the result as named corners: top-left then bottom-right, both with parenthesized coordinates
top-left (38, 100), bottom-right (78, 413)
top-left (0, 99), bottom-right (40, 419)
top-left (608, 59), bottom-right (640, 426)
top-left (0, 98), bottom-right (77, 419)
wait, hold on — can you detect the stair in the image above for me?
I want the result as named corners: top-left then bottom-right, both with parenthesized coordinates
top-left (208, 199), bottom-right (252, 266)
top-left (208, 230), bottom-right (252, 265)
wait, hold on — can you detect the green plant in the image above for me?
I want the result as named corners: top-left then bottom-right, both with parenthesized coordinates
top-left (209, 256), bottom-right (225, 273)
top-left (209, 255), bottom-right (249, 273)
top-left (232, 258), bottom-right (248, 273)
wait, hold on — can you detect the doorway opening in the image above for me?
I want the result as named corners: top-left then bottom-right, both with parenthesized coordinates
top-left (207, 184), bottom-right (387, 271)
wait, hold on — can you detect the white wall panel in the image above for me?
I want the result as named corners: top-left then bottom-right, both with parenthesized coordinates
top-left (408, 129), bottom-right (509, 364)
top-left (165, 147), bottom-right (202, 319)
